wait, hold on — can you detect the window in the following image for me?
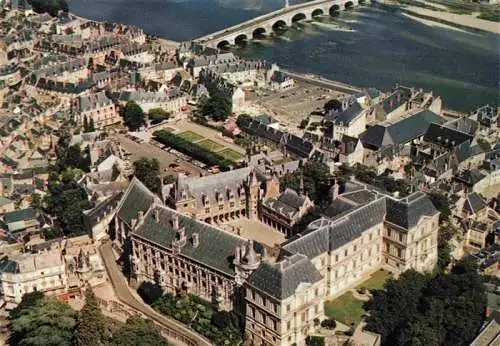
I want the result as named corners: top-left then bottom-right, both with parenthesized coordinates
top-left (335, 254), bottom-right (339, 262)
top-left (219, 205), bottom-right (224, 211)
top-left (315, 288), bottom-right (319, 297)
top-left (205, 207), bottom-right (210, 213)
top-left (354, 245), bottom-right (357, 252)
top-left (397, 248), bottom-right (402, 258)
top-left (399, 233), bottom-right (403, 242)
top-left (287, 321), bottom-right (291, 331)
top-left (387, 229), bottom-right (392, 238)
top-left (286, 304), bottom-right (291, 312)
top-left (344, 249), bottom-right (348, 257)
top-left (230, 202), bottom-right (235, 208)
top-left (369, 233), bottom-right (373, 241)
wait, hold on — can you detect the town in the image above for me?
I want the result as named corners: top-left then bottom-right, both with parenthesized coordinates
top-left (0, 0), bottom-right (497, 345)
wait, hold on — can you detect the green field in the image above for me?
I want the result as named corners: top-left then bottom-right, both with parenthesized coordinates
top-left (356, 269), bottom-right (390, 291)
top-left (178, 131), bottom-right (204, 142)
top-left (218, 148), bottom-right (244, 162)
top-left (324, 292), bottom-right (365, 327)
top-left (197, 139), bottom-right (224, 152)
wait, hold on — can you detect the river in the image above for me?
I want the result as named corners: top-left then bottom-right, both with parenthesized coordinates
top-left (67, 0), bottom-right (499, 111)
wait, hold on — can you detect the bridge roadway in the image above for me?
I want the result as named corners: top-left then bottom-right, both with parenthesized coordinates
top-left (195, 0), bottom-right (361, 48)
top-left (99, 242), bottom-right (212, 346)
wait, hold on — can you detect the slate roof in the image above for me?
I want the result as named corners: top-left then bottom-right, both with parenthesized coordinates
top-left (116, 178), bottom-right (158, 225)
top-left (246, 254), bottom-right (323, 300)
top-left (254, 114), bottom-right (278, 126)
top-left (457, 169), bottom-right (487, 186)
top-left (423, 123), bottom-right (473, 148)
top-left (324, 101), bottom-right (363, 125)
top-left (176, 167), bottom-right (253, 206)
top-left (445, 117), bottom-right (478, 136)
top-left (463, 192), bottom-right (487, 215)
top-left (385, 192), bottom-right (438, 229)
top-left (0, 196), bottom-right (13, 207)
top-left (360, 110), bottom-right (444, 150)
top-left (4, 208), bottom-right (40, 224)
top-left (282, 197), bottom-right (386, 259)
top-left (262, 188), bottom-right (309, 219)
top-left (132, 206), bottom-right (251, 276)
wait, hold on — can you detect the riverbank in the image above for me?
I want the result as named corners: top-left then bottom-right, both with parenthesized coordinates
top-left (403, 5), bottom-right (500, 33)
top-left (385, 0), bottom-right (500, 33)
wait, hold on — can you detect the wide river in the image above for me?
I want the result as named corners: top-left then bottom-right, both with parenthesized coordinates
top-left (67, 0), bottom-right (499, 111)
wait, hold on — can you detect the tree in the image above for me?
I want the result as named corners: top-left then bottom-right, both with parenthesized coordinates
top-left (236, 114), bottom-right (252, 129)
top-left (110, 316), bottom-right (168, 346)
top-left (280, 161), bottom-right (333, 204)
top-left (30, 193), bottom-right (42, 209)
top-left (429, 192), bottom-right (451, 222)
top-left (10, 298), bottom-right (77, 346)
top-left (27, 0), bottom-right (69, 16)
top-left (122, 101), bottom-right (145, 131)
top-left (364, 258), bottom-right (487, 346)
top-left (148, 108), bottom-right (170, 125)
top-left (299, 118), bottom-right (310, 129)
top-left (476, 137), bottom-right (491, 152)
top-left (74, 288), bottom-right (108, 346)
top-left (10, 291), bottom-right (45, 320)
top-left (44, 169), bottom-right (92, 236)
top-left (133, 158), bottom-right (160, 193)
top-left (324, 99), bottom-right (342, 112)
top-left (83, 116), bottom-right (89, 133)
top-left (200, 92), bottom-right (232, 121)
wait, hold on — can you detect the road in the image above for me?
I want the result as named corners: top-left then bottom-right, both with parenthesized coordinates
top-left (111, 133), bottom-right (205, 178)
top-left (282, 70), bottom-right (362, 94)
top-left (99, 242), bottom-right (212, 346)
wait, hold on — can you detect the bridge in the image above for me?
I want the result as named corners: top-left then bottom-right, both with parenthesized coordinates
top-left (195, 0), bottom-right (364, 49)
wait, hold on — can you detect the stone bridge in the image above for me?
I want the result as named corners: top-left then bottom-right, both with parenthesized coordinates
top-left (195, 0), bottom-right (364, 49)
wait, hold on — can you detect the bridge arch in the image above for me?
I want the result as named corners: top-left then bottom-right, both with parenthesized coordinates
top-left (272, 20), bottom-right (287, 32)
top-left (217, 40), bottom-right (231, 50)
top-left (344, 1), bottom-right (354, 9)
top-left (291, 13), bottom-right (307, 23)
top-left (329, 4), bottom-right (340, 15)
top-left (311, 9), bottom-right (324, 17)
top-left (252, 27), bottom-right (266, 39)
top-left (234, 34), bottom-right (248, 46)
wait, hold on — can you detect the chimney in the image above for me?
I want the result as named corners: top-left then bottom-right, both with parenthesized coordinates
top-left (154, 209), bottom-right (160, 222)
top-left (138, 211), bottom-right (144, 223)
top-left (131, 218), bottom-right (137, 229)
top-left (172, 215), bottom-right (179, 230)
top-left (192, 233), bottom-right (199, 248)
top-left (261, 247), bottom-right (268, 262)
top-left (235, 246), bottom-right (241, 263)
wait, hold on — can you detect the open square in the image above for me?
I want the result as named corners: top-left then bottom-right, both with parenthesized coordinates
top-left (324, 292), bottom-right (366, 327)
top-left (218, 148), bottom-right (245, 161)
top-left (197, 139), bottom-right (224, 151)
top-left (178, 131), bottom-right (204, 142)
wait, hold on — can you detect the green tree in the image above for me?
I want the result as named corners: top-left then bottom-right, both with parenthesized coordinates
top-left (236, 114), bottom-right (252, 129)
top-left (30, 193), bottom-right (42, 209)
top-left (133, 158), bottom-right (161, 193)
top-left (110, 316), bottom-right (168, 346)
top-left (148, 108), bottom-right (170, 125)
top-left (10, 291), bottom-right (45, 320)
top-left (10, 298), bottom-right (77, 346)
top-left (27, 0), bottom-right (69, 16)
top-left (324, 99), bottom-right (342, 112)
top-left (122, 101), bottom-right (146, 131)
top-left (428, 192), bottom-right (451, 222)
top-left (280, 161), bottom-right (333, 204)
top-left (83, 116), bottom-right (89, 133)
top-left (476, 137), bottom-right (491, 152)
top-left (200, 92), bottom-right (232, 121)
top-left (74, 288), bottom-right (108, 346)
top-left (44, 169), bottom-right (92, 236)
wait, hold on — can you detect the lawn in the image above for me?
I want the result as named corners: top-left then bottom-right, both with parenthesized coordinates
top-left (197, 139), bottom-right (224, 152)
top-left (324, 292), bottom-right (365, 327)
top-left (356, 269), bottom-right (390, 291)
top-left (178, 131), bottom-right (204, 142)
top-left (218, 148), bottom-right (244, 161)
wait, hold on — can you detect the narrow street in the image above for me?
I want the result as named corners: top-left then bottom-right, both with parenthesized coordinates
top-left (99, 242), bottom-right (212, 346)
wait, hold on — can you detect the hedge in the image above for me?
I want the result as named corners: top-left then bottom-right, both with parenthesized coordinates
top-left (153, 130), bottom-right (236, 170)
